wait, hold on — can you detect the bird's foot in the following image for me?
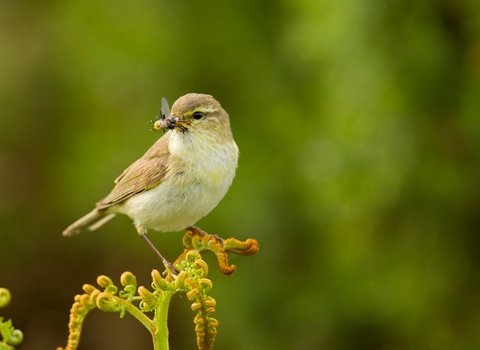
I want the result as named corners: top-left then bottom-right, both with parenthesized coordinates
top-left (162, 260), bottom-right (179, 277)
top-left (140, 233), bottom-right (179, 276)
top-left (186, 226), bottom-right (224, 246)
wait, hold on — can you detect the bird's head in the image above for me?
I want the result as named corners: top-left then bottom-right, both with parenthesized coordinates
top-left (154, 93), bottom-right (232, 140)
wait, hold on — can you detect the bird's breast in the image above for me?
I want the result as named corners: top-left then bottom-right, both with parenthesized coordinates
top-left (168, 129), bottom-right (238, 184)
top-left (122, 129), bottom-right (238, 232)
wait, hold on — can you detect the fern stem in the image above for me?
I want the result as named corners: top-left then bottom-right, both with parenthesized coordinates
top-left (153, 290), bottom-right (174, 350)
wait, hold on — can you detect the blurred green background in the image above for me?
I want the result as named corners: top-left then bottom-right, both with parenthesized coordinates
top-left (1, 0), bottom-right (480, 349)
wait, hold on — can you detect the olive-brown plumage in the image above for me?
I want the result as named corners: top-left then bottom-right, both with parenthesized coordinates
top-left (63, 93), bottom-right (239, 245)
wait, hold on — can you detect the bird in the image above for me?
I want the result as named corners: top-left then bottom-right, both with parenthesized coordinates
top-left (63, 93), bottom-right (239, 273)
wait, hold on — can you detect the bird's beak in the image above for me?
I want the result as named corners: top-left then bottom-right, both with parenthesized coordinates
top-left (154, 116), bottom-right (182, 131)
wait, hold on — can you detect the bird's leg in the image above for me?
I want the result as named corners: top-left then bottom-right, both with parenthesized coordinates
top-left (137, 228), bottom-right (179, 275)
top-left (187, 226), bottom-right (224, 246)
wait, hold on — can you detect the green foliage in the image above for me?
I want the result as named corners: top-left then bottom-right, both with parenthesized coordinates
top-left (0, 289), bottom-right (23, 350)
top-left (1, 0), bottom-right (480, 348)
top-left (57, 230), bottom-right (259, 350)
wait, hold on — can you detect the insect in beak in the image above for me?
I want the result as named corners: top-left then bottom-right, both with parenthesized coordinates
top-left (150, 97), bottom-right (171, 132)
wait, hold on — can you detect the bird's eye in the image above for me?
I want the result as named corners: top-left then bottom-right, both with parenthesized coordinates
top-left (193, 111), bottom-right (204, 120)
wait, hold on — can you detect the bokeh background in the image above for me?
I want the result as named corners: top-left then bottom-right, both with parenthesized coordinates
top-left (1, 0), bottom-right (480, 349)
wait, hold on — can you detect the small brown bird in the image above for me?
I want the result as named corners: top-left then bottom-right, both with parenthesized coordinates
top-left (63, 93), bottom-right (239, 272)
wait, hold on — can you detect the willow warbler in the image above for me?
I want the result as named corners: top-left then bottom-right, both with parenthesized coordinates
top-left (63, 93), bottom-right (239, 270)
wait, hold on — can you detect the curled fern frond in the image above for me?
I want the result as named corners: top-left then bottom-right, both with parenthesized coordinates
top-left (181, 227), bottom-right (259, 275)
top-left (174, 250), bottom-right (219, 350)
top-left (224, 237), bottom-right (260, 255)
top-left (96, 292), bottom-right (126, 315)
top-left (0, 289), bottom-right (11, 309)
top-left (58, 228), bottom-right (259, 350)
top-left (0, 288), bottom-right (23, 350)
top-left (96, 276), bottom-right (117, 295)
top-left (151, 269), bottom-right (177, 291)
top-left (119, 272), bottom-right (138, 301)
top-left (138, 286), bottom-right (160, 312)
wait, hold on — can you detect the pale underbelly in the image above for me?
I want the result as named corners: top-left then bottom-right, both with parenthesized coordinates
top-left (118, 172), bottom-right (232, 232)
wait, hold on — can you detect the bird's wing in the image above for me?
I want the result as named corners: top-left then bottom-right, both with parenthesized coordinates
top-left (96, 134), bottom-right (171, 209)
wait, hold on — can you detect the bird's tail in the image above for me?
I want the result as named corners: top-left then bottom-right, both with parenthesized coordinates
top-left (62, 209), bottom-right (116, 237)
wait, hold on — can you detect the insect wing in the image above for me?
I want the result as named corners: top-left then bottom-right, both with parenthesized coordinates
top-left (161, 97), bottom-right (170, 119)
